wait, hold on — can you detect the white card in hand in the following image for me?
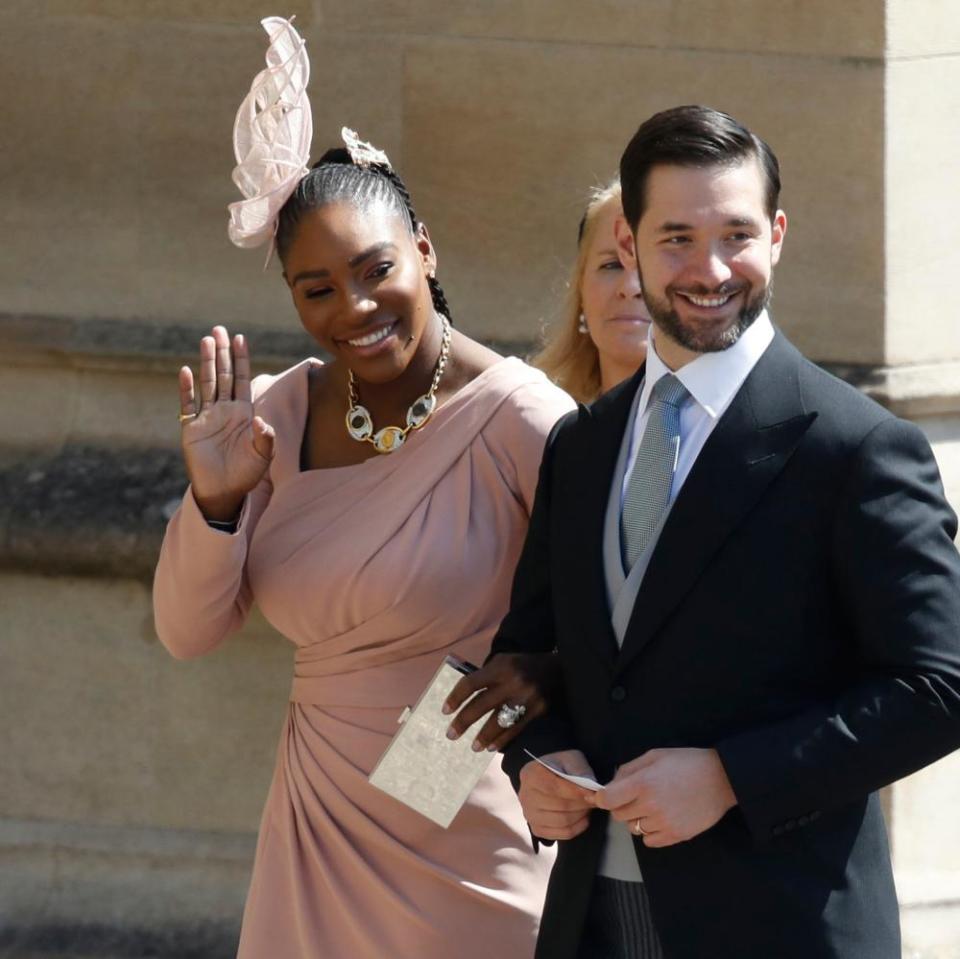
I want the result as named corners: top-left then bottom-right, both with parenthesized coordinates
top-left (524, 749), bottom-right (604, 791)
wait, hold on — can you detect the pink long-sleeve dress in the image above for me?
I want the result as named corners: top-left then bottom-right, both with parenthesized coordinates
top-left (153, 356), bottom-right (574, 958)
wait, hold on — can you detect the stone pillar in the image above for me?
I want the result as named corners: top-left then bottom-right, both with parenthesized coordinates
top-left (873, 4), bottom-right (960, 954)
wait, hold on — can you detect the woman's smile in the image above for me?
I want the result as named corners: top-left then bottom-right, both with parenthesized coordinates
top-left (337, 319), bottom-right (402, 356)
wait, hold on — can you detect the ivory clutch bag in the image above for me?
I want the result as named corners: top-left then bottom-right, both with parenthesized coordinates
top-left (368, 655), bottom-right (495, 828)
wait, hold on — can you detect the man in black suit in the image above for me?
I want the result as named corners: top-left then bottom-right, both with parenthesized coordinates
top-left (486, 106), bottom-right (960, 958)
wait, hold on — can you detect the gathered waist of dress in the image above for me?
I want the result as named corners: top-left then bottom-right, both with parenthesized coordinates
top-left (289, 626), bottom-right (497, 708)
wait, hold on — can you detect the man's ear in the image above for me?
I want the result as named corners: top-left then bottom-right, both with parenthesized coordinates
top-left (770, 210), bottom-right (787, 266)
top-left (415, 222), bottom-right (437, 276)
top-left (614, 216), bottom-right (637, 267)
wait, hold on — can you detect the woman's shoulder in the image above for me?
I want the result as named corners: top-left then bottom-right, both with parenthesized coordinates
top-left (489, 357), bottom-right (576, 419)
top-left (447, 331), bottom-right (571, 424)
top-left (251, 357), bottom-right (321, 406)
top-left (479, 357), bottom-right (576, 449)
top-left (475, 358), bottom-right (575, 510)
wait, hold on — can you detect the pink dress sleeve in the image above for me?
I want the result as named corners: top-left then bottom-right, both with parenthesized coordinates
top-left (152, 373), bottom-right (277, 659)
top-left (484, 367), bottom-right (575, 515)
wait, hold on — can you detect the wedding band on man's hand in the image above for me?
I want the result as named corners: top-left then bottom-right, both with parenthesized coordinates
top-left (496, 703), bottom-right (526, 729)
top-left (632, 819), bottom-right (648, 836)
top-left (178, 412), bottom-right (198, 423)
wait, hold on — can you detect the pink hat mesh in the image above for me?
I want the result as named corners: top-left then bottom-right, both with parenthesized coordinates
top-left (227, 16), bottom-right (313, 250)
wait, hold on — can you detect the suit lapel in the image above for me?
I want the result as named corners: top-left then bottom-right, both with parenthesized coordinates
top-left (614, 334), bottom-right (817, 673)
top-left (576, 367), bottom-right (645, 670)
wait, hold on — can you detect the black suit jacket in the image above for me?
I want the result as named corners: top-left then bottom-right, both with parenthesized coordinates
top-left (493, 331), bottom-right (960, 959)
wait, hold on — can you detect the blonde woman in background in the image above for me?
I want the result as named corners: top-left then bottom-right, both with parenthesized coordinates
top-left (534, 180), bottom-right (651, 402)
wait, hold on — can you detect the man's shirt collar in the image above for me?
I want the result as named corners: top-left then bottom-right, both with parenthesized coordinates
top-left (638, 311), bottom-right (775, 420)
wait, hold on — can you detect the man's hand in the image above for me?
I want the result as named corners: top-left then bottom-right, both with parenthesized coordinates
top-left (518, 750), bottom-right (598, 841)
top-left (595, 748), bottom-right (737, 848)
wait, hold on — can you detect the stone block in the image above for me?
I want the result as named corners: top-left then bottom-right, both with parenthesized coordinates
top-left (884, 56), bottom-right (960, 365)
top-left (0, 574), bottom-right (290, 833)
top-left (891, 752), bottom-right (960, 907)
top-left (44, 0), bottom-right (312, 26)
top-left (891, 416), bottom-right (960, 955)
top-left (307, 34), bottom-right (405, 162)
top-left (0, 15), bottom-right (145, 319)
top-left (0, 446), bottom-right (186, 579)
top-left (0, 13), bottom-right (405, 333)
top-left (125, 19), bottom-right (293, 331)
top-left (900, 906), bottom-right (960, 959)
top-left (0, 311), bottom-right (325, 452)
top-left (319, 0), bottom-right (884, 58)
top-left (0, 363), bottom-right (175, 454)
top-left (0, 367), bottom-right (79, 452)
top-left (887, 0), bottom-right (960, 59)
top-left (0, 12), bottom-right (895, 364)
top-left (70, 368), bottom-right (179, 448)
top-left (401, 38), bottom-right (885, 363)
top-left (0, 818), bottom-right (250, 949)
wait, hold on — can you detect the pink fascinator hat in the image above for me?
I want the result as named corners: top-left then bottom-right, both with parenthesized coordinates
top-left (227, 16), bottom-right (313, 250)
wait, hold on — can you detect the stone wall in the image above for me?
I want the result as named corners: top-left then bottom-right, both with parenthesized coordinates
top-left (1, 2), bottom-right (958, 956)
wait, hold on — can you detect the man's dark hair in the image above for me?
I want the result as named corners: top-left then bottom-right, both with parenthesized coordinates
top-left (619, 105), bottom-right (781, 230)
top-left (276, 148), bottom-right (453, 322)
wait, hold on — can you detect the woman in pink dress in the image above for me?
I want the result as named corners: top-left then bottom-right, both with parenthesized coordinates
top-left (153, 114), bottom-right (574, 957)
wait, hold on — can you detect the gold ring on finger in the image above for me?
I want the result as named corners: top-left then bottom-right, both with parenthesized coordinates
top-left (178, 412), bottom-right (198, 423)
top-left (632, 818), bottom-right (648, 836)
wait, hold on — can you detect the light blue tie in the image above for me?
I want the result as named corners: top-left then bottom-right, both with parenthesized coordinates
top-left (621, 374), bottom-right (690, 571)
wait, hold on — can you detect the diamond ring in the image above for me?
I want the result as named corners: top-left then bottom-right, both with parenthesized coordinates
top-left (496, 703), bottom-right (527, 729)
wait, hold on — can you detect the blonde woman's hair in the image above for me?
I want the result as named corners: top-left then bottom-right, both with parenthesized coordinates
top-left (532, 179), bottom-right (622, 404)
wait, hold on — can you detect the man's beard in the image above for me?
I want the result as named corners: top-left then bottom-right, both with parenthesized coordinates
top-left (640, 278), bottom-right (771, 354)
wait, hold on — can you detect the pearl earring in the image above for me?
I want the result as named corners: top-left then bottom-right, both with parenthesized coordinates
top-left (577, 313), bottom-right (588, 334)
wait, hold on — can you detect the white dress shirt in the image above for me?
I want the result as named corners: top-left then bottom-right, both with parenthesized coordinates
top-left (599, 311), bottom-right (774, 883)
top-left (621, 311), bottom-right (775, 507)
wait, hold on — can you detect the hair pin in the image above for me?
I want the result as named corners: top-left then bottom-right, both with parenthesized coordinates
top-left (341, 127), bottom-right (392, 170)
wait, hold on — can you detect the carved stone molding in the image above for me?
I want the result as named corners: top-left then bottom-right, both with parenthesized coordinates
top-left (0, 313), bottom-right (532, 376)
top-left (821, 361), bottom-right (960, 419)
top-left (0, 445), bottom-right (185, 581)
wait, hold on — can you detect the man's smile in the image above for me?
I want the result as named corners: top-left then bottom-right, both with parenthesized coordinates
top-left (674, 290), bottom-right (742, 310)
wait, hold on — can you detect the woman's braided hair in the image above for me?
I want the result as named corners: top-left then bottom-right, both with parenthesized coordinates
top-left (276, 147), bottom-right (453, 323)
